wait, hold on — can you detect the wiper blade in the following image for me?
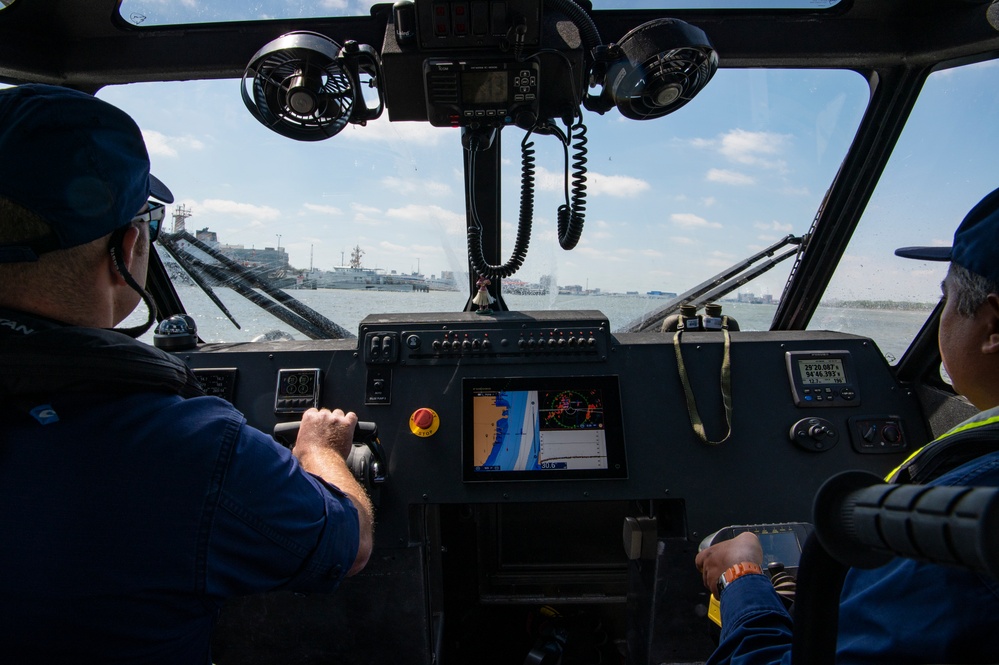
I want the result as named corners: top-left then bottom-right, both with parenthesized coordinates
top-left (157, 237), bottom-right (242, 330)
top-left (623, 234), bottom-right (803, 333)
top-left (159, 231), bottom-right (354, 340)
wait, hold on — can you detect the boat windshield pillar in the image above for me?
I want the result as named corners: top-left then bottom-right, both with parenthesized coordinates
top-left (461, 126), bottom-right (509, 312)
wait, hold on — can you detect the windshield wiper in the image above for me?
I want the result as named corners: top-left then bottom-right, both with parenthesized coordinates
top-left (158, 231), bottom-right (354, 340)
top-left (623, 234), bottom-right (803, 333)
top-left (157, 236), bottom-right (242, 330)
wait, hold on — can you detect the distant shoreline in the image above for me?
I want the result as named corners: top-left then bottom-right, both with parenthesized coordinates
top-left (819, 299), bottom-right (935, 312)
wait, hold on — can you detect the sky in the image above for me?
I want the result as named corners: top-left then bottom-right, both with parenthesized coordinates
top-left (28, 2), bottom-right (999, 303)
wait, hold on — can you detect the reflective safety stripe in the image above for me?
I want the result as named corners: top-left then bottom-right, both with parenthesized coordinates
top-left (885, 411), bottom-right (999, 482)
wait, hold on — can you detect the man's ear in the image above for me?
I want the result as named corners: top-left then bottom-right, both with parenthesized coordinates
top-left (983, 293), bottom-right (999, 355)
top-left (109, 224), bottom-right (142, 285)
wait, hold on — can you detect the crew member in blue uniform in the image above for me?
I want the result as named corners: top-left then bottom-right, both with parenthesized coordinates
top-left (0, 84), bottom-right (374, 663)
top-left (695, 186), bottom-right (999, 664)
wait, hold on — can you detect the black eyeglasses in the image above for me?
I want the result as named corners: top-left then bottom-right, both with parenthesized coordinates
top-left (131, 201), bottom-right (166, 242)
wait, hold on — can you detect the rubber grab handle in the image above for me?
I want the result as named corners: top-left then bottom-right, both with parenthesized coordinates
top-left (813, 470), bottom-right (999, 577)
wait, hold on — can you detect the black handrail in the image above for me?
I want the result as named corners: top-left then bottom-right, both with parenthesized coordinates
top-left (791, 470), bottom-right (999, 664)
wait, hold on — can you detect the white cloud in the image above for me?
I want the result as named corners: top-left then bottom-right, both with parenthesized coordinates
top-left (692, 129), bottom-right (790, 172)
top-left (588, 171), bottom-right (651, 197)
top-left (351, 203), bottom-right (381, 216)
top-left (719, 129), bottom-right (789, 169)
top-left (534, 166), bottom-right (650, 197)
top-left (142, 130), bottom-right (205, 158)
top-left (754, 220), bottom-right (794, 233)
top-left (303, 203), bottom-right (343, 216)
top-left (706, 169), bottom-right (755, 186)
top-left (198, 198), bottom-right (281, 221)
top-left (386, 204), bottom-right (466, 234)
top-left (339, 115), bottom-right (447, 146)
top-left (671, 213), bottom-right (722, 229)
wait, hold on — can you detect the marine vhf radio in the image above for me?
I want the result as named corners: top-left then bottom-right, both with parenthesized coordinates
top-left (424, 59), bottom-right (541, 128)
top-left (382, 0), bottom-right (585, 128)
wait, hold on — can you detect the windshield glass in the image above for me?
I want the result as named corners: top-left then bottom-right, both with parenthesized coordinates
top-left (813, 59), bottom-right (999, 363)
top-left (118, 0), bottom-right (843, 27)
top-left (107, 67), bottom-right (867, 343)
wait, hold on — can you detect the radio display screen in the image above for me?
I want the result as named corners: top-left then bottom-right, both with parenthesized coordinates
top-left (462, 375), bottom-right (627, 481)
top-left (461, 70), bottom-right (508, 104)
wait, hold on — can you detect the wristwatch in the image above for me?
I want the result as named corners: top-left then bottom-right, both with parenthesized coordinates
top-left (717, 561), bottom-right (764, 596)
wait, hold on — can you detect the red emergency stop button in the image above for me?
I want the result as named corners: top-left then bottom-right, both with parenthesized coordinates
top-left (410, 408), bottom-right (440, 437)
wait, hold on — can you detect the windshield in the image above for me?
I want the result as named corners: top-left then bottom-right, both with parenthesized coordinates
top-left (108, 67), bottom-right (867, 343)
top-left (118, 0), bottom-right (843, 26)
top-left (812, 60), bottom-right (999, 363)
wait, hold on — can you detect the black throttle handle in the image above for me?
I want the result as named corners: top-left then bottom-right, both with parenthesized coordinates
top-left (273, 420), bottom-right (387, 498)
top-left (273, 419), bottom-right (377, 447)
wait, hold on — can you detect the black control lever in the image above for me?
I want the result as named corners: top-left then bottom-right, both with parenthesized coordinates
top-left (273, 420), bottom-right (387, 501)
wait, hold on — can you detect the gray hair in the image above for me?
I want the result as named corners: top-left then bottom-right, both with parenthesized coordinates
top-left (947, 263), bottom-right (999, 317)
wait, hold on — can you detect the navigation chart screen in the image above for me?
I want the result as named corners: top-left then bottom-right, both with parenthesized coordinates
top-left (462, 376), bottom-right (627, 481)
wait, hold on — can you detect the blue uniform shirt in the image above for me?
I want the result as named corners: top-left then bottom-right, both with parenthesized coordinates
top-left (0, 390), bottom-right (360, 663)
top-left (709, 409), bottom-right (999, 665)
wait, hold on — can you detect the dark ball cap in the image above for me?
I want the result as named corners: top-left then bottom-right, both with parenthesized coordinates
top-left (895, 186), bottom-right (999, 284)
top-left (0, 84), bottom-right (173, 263)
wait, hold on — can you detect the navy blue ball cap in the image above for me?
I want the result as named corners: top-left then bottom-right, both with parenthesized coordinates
top-left (895, 185), bottom-right (999, 284)
top-left (0, 84), bottom-right (173, 263)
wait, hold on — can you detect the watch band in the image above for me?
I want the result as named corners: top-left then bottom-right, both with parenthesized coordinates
top-left (717, 561), bottom-right (764, 596)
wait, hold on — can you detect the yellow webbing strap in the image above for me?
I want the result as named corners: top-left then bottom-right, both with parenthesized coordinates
top-left (673, 316), bottom-right (733, 445)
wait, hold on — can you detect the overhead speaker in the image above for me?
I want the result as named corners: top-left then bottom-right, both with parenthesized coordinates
top-left (989, 0), bottom-right (999, 32)
top-left (241, 31), bottom-right (384, 141)
top-left (585, 18), bottom-right (718, 120)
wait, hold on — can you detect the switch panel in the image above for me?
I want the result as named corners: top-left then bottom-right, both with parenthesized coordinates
top-left (848, 415), bottom-right (908, 454)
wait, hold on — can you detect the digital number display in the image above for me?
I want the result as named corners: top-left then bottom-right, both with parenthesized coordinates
top-left (461, 70), bottom-right (508, 104)
top-left (797, 358), bottom-right (846, 385)
top-left (785, 350), bottom-right (860, 408)
top-left (192, 368), bottom-right (237, 401)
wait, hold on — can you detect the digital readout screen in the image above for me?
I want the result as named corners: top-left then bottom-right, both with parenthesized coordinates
top-left (461, 70), bottom-right (508, 104)
top-left (758, 530), bottom-right (804, 567)
top-left (797, 358), bottom-right (846, 385)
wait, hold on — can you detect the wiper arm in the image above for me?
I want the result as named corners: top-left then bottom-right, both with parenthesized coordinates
top-left (157, 236), bottom-right (242, 330)
top-left (623, 234), bottom-right (803, 333)
top-left (159, 231), bottom-right (354, 340)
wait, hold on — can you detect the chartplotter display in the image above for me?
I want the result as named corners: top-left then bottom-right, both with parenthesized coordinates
top-left (462, 376), bottom-right (627, 481)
